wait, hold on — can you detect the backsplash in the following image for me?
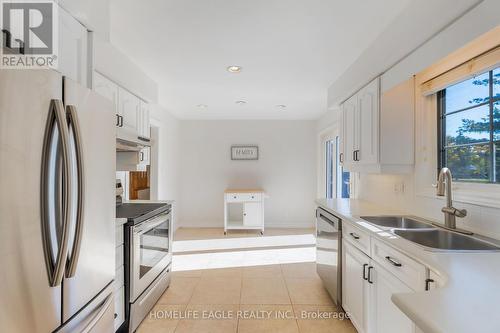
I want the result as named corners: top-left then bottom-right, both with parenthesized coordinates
top-left (358, 173), bottom-right (500, 240)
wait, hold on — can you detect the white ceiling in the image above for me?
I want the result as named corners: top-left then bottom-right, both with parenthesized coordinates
top-left (110, 0), bottom-right (412, 120)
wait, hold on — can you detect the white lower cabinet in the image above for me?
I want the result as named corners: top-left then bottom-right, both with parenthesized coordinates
top-left (370, 261), bottom-right (415, 333)
top-left (343, 238), bottom-right (415, 333)
top-left (343, 240), bottom-right (370, 333)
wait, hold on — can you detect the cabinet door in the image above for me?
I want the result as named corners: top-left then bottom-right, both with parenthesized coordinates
top-left (358, 78), bottom-right (379, 165)
top-left (93, 72), bottom-right (118, 118)
top-left (370, 261), bottom-right (415, 333)
top-left (58, 6), bottom-right (88, 87)
top-left (139, 147), bottom-right (150, 166)
top-left (339, 108), bottom-right (345, 165)
top-left (118, 88), bottom-right (139, 136)
top-left (243, 202), bottom-right (262, 226)
top-left (139, 101), bottom-right (151, 140)
top-left (343, 95), bottom-right (357, 166)
top-left (342, 240), bottom-right (370, 333)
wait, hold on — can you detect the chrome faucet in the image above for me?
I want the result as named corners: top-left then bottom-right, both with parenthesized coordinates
top-left (435, 168), bottom-right (470, 233)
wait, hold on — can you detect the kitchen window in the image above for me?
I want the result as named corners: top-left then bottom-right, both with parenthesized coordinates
top-left (438, 66), bottom-right (500, 183)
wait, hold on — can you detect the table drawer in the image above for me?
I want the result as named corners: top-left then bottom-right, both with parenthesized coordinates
top-left (226, 193), bottom-right (261, 202)
top-left (115, 244), bottom-right (124, 270)
top-left (343, 222), bottom-right (371, 255)
top-left (371, 238), bottom-right (426, 291)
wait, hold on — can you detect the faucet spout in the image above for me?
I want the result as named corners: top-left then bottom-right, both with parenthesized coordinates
top-left (436, 167), bottom-right (467, 230)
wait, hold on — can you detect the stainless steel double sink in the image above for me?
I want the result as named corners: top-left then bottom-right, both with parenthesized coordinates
top-left (361, 216), bottom-right (500, 251)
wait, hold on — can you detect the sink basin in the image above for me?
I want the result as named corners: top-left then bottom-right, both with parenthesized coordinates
top-left (393, 229), bottom-right (500, 251)
top-left (361, 216), bottom-right (434, 229)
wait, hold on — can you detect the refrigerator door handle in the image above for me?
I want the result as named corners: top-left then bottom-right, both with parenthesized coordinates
top-left (41, 99), bottom-right (73, 287)
top-left (65, 105), bottom-right (85, 278)
top-left (80, 293), bottom-right (113, 333)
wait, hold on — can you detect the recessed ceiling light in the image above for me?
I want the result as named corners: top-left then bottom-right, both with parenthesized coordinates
top-left (235, 100), bottom-right (247, 105)
top-left (197, 104), bottom-right (208, 108)
top-left (227, 65), bottom-right (242, 73)
top-left (276, 104), bottom-right (287, 109)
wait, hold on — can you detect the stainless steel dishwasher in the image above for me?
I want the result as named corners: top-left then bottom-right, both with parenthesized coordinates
top-left (316, 207), bottom-right (342, 307)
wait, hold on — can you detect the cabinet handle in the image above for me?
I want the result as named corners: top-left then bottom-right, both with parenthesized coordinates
top-left (349, 232), bottom-right (360, 240)
top-left (385, 256), bottom-right (402, 267)
top-left (140, 152), bottom-right (144, 161)
top-left (114, 313), bottom-right (118, 319)
top-left (119, 115), bottom-right (124, 127)
top-left (362, 263), bottom-right (368, 280)
top-left (367, 266), bottom-right (374, 284)
top-left (352, 151), bottom-right (356, 162)
top-left (116, 114), bottom-right (120, 127)
top-left (425, 278), bottom-right (435, 291)
top-left (339, 153), bottom-right (344, 163)
top-left (2, 29), bottom-right (12, 49)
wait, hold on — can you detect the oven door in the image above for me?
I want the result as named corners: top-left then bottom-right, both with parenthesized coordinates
top-left (130, 210), bottom-right (172, 302)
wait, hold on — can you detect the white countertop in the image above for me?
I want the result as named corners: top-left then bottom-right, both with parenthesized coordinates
top-left (316, 198), bottom-right (500, 333)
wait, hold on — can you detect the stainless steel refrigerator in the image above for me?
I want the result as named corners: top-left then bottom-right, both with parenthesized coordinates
top-left (0, 69), bottom-right (116, 332)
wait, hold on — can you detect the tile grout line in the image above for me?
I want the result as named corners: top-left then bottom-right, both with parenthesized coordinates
top-left (280, 264), bottom-right (301, 332)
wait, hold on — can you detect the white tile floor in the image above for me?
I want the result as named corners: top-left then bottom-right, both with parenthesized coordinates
top-left (137, 228), bottom-right (356, 333)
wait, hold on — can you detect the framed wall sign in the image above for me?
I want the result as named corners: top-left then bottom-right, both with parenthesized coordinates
top-left (231, 145), bottom-right (259, 160)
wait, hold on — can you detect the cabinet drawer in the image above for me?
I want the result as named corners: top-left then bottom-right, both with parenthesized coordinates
top-left (114, 266), bottom-right (124, 292)
top-left (115, 225), bottom-right (124, 248)
top-left (226, 193), bottom-right (261, 202)
top-left (114, 286), bottom-right (125, 331)
top-left (343, 222), bottom-right (371, 255)
top-left (115, 244), bottom-right (124, 270)
top-left (371, 238), bottom-right (426, 291)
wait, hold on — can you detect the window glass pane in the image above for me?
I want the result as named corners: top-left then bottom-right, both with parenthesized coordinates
top-left (494, 67), bottom-right (500, 100)
top-left (445, 144), bottom-right (490, 182)
top-left (445, 104), bottom-right (490, 146)
top-left (495, 142), bottom-right (500, 183)
top-left (445, 71), bottom-right (489, 113)
top-left (494, 101), bottom-right (500, 141)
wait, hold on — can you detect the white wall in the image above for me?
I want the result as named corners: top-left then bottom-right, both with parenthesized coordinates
top-left (178, 120), bottom-right (317, 228)
top-left (352, 1), bottom-right (500, 239)
top-left (94, 39), bottom-right (158, 103)
top-left (150, 105), bottom-right (181, 202)
top-left (327, 0), bottom-right (487, 106)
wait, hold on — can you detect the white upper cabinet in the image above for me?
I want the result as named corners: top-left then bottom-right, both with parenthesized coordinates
top-left (58, 6), bottom-right (88, 87)
top-left (358, 79), bottom-right (380, 165)
top-left (117, 87), bottom-right (140, 139)
top-left (93, 72), bottom-right (151, 145)
top-left (340, 77), bottom-right (414, 173)
top-left (138, 101), bottom-right (151, 141)
top-left (342, 95), bottom-right (357, 166)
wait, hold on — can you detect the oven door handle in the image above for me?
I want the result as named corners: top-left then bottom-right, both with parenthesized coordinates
top-left (134, 211), bottom-right (171, 234)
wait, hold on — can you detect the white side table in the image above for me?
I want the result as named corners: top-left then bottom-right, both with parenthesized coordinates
top-left (224, 189), bottom-right (266, 235)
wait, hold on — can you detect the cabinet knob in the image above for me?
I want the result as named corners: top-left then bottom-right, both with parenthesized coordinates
top-left (233, 196), bottom-right (237, 199)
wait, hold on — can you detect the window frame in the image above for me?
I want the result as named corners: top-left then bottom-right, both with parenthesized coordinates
top-left (437, 68), bottom-right (500, 183)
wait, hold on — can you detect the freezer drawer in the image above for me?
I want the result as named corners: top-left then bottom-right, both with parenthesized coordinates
top-left (58, 283), bottom-right (115, 333)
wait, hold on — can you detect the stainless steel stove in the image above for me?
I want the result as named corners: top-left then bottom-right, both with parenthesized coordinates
top-left (116, 181), bottom-right (172, 332)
